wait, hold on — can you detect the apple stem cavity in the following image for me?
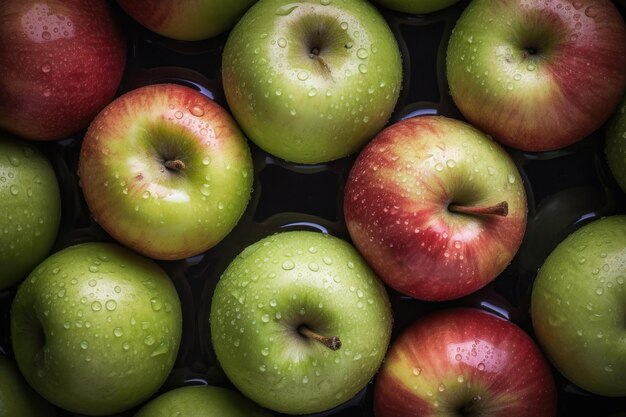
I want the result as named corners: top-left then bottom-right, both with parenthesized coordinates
top-left (298, 325), bottom-right (341, 351)
top-left (448, 201), bottom-right (508, 217)
top-left (164, 159), bottom-right (186, 171)
top-left (459, 395), bottom-right (482, 416)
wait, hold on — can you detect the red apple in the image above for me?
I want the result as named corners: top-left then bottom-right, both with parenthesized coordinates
top-left (374, 308), bottom-right (557, 417)
top-left (0, 0), bottom-right (126, 141)
top-left (344, 116), bottom-right (527, 301)
top-left (446, 0), bottom-right (626, 152)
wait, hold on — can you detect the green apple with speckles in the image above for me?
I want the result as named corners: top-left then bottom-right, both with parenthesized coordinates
top-left (531, 215), bottom-right (626, 396)
top-left (371, 0), bottom-right (461, 14)
top-left (10, 242), bottom-right (183, 415)
top-left (606, 95), bottom-right (626, 193)
top-left (210, 231), bottom-right (393, 414)
top-left (134, 385), bottom-right (273, 417)
top-left (0, 356), bottom-right (57, 417)
top-left (0, 134), bottom-right (61, 290)
top-left (222, 0), bottom-right (403, 164)
top-left (78, 83), bottom-right (254, 261)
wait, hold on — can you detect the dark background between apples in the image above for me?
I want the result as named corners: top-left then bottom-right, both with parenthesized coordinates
top-left (1, 0), bottom-right (626, 416)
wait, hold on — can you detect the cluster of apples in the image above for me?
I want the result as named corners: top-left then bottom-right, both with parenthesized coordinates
top-left (0, 0), bottom-right (625, 416)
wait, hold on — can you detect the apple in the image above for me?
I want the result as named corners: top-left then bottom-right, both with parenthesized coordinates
top-left (210, 230), bottom-right (393, 414)
top-left (531, 215), bottom-right (626, 397)
top-left (374, 308), bottom-right (557, 417)
top-left (446, 0), bottom-right (626, 152)
top-left (0, 0), bottom-right (126, 141)
top-left (222, 0), bottom-right (403, 164)
top-left (10, 242), bottom-right (183, 415)
top-left (117, 0), bottom-right (257, 41)
top-left (78, 83), bottom-right (254, 261)
top-left (0, 355), bottom-right (57, 417)
top-left (344, 115), bottom-right (527, 301)
top-left (605, 94), bottom-right (626, 193)
top-left (0, 134), bottom-right (61, 290)
top-left (371, 0), bottom-right (461, 14)
top-left (134, 385), bottom-right (273, 417)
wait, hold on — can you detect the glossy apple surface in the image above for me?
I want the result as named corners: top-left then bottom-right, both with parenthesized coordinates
top-left (10, 242), bottom-right (183, 415)
top-left (0, 356), bottom-right (57, 417)
top-left (117, 0), bottom-right (257, 41)
top-left (210, 231), bottom-right (392, 414)
top-left (222, 0), bottom-right (403, 164)
top-left (374, 308), bottom-right (557, 417)
top-left (344, 115), bottom-right (527, 301)
top-left (0, 0), bottom-right (126, 141)
top-left (134, 385), bottom-right (273, 417)
top-left (371, 0), bottom-right (461, 14)
top-left (78, 83), bottom-right (254, 261)
top-left (446, 0), bottom-right (626, 152)
top-left (606, 95), bottom-right (626, 193)
top-left (531, 215), bottom-right (626, 396)
top-left (0, 134), bottom-right (61, 290)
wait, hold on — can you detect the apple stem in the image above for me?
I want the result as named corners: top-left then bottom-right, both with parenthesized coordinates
top-left (308, 48), bottom-right (332, 76)
top-left (448, 201), bottom-right (508, 217)
top-left (164, 159), bottom-right (186, 171)
top-left (298, 325), bottom-right (341, 351)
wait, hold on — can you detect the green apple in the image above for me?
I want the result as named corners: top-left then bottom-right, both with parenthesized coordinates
top-left (222, 0), bottom-right (403, 164)
top-left (117, 0), bottom-right (257, 41)
top-left (371, 0), bottom-right (461, 14)
top-left (0, 134), bottom-right (61, 290)
top-left (78, 83), bottom-right (254, 261)
top-left (210, 231), bottom-right (393, 414)
top-left (446, 0), bottom-right (626, 152)
top-left (606, 95), bottom-right (626, 193)
top-left (0, 356), bottom-right (57, 417)
top-left (134, 385), bottom-right (273, 417)
top-left (11, 242), bottom-right (183, 415)
top-left (531, 215), bottom-right (626, 396)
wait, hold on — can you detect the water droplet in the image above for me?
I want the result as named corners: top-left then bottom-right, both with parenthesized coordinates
top-left (42, 31), bottom-right (51, 40)
top-left (275, 4), bottom-right (299, 15)
top-left (105, 300), bottom-right (117, 311)
top-left (435, 163), bottom-right (444, 172)
top-left (457, 375), bottom-right (464, 383)
top-left (297, 71), bottom-right (309, 81)
top-left (150, 297), bottom-right (163, 311)
top-left (412, 367), bottom-right (421, 376)
top-left (91, 301), bottom-right (102, 312)
top-left (144, 335), bottom-right (155, 346)
top-left (477, 363), bottom-right (485, 371)
top-left (114, 328), bottom-right (123, 337)
top-left (261, 347), bottom-right (269, 356)
top-left (80, 340), bottom-right (89, 350)
top-left (595, 287), bottom-right (604, 295)
top-left (357, 48), bottom-right (369, 59)
top-left (340, 22), bottom-right (348, 30)
top-left (88, 265), bottom-right (98, 273)
top-left (174, 110), bottom-right (183, 119)
top-left (277, 37), bottom-right (287, 47)
top-left (308, 262), bottom-right (319, 272)
top-left (282, 260), bottom-right (295, 270)
top-left (320, 0), bottom-right (331, 5)
top-left (261, 314), bottom-right (270, 323)
top-left (308, 88), bottom-right (318, 97)
top-left (446, 159), bottom-right (456, 168)
top-left (605, 364), bottom-right (614, 372)
top-left (41, 63), bottom-right (51, 73)
top-left (190, 104), bottom-right (204, 117)
top-left (455, 353), bottom-right (462, 361)
top-left (9, 185), bottom-right (18, 195)
top-left (438, 383), bottom-right (446, 392)
top-left (527, 63), bottom-right (536, 71)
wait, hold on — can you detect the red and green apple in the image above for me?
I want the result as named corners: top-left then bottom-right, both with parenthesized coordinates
top-left (116, 0), bottom-right (257, 41)
top-left (344, 115), bottom-right (527, 301)
top-left (374, 308), bottom-right (557, 417)
top-left (78, 83), bottom-right (254, 261)
top-left (446, 0), bottom-right (626, 152)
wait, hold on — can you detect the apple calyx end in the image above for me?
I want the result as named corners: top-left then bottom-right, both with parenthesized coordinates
top-left (448, 201), bottom-right (508, 217)
top-left (164, 159), bottom-right (186, 171)
top-left (298, 325), bottom-right (341, 351)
